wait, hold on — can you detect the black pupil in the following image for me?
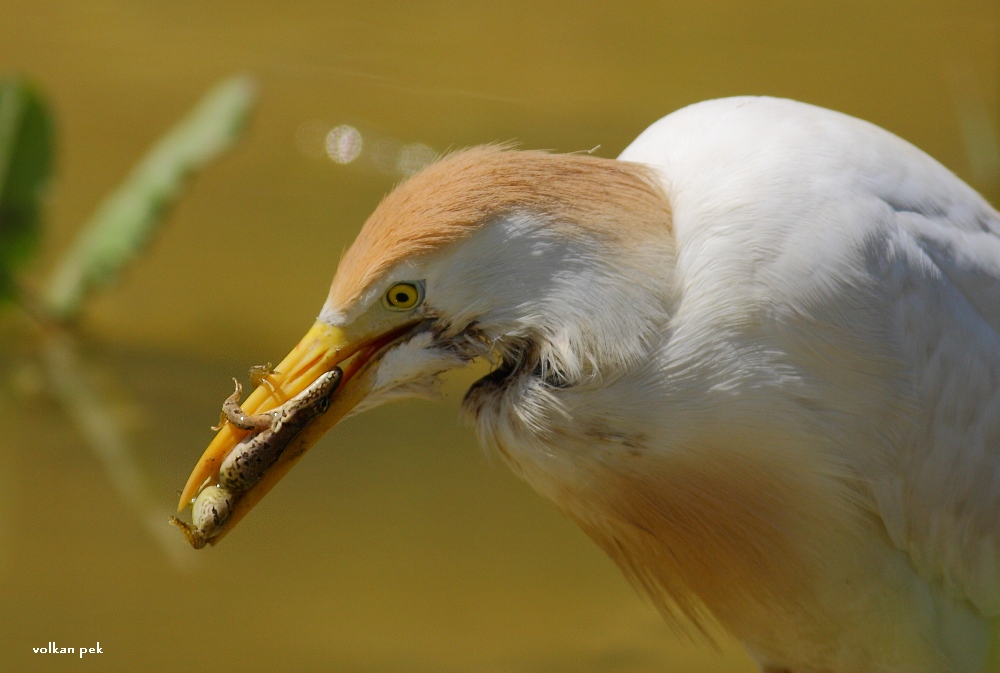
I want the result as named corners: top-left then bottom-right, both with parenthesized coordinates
top-left (395, 291), bottom-right (409, 303)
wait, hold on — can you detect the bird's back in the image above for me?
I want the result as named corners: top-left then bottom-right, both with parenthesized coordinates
top-left (618, 97), bottom-right (1000, 671)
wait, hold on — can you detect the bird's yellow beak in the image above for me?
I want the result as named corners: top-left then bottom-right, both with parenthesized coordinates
top-left (175, 319), bottom-right (414, 546)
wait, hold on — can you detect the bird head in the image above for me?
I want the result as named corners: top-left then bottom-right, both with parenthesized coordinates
top-left (177, 145), bottom-right (674, 543)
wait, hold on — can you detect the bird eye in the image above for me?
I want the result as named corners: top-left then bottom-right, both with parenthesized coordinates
top-left (383, 282), bottom-right (422, 310)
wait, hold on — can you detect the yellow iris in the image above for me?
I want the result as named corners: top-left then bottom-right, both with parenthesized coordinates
top-left (383, 282), bottom-right (421, 310)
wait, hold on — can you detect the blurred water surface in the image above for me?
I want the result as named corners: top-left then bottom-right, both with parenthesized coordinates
top-left (0, 1), bottom-right (996, 671)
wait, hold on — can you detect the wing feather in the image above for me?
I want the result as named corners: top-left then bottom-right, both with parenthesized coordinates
top-left (885, 201), bottom-right (1000, 616)
top-left (622, 95), bottom-right (1000, 622)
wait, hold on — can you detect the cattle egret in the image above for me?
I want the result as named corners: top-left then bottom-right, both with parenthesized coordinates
top-left (178, 97), bottom-right (1000, 673)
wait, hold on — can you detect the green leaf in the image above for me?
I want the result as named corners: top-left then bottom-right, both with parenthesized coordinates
top-left (0, 79), bottom-right (53, 304)
top-left (44, 75), bottom-right (257, 321)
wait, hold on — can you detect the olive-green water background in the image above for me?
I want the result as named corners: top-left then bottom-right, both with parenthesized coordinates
top-left (0, 2), bottom-right (997, 671)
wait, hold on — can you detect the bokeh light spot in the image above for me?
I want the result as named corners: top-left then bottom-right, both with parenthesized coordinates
top-left (325, 125), bottom-right (363, 164)
top-left (396, 143), bottom-right (436, 176)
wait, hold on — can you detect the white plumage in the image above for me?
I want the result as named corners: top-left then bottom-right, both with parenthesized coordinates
top-left (182, 96), bottom-right (1000, 672)
top-left (610, 97), bottom-right (1000, 671)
